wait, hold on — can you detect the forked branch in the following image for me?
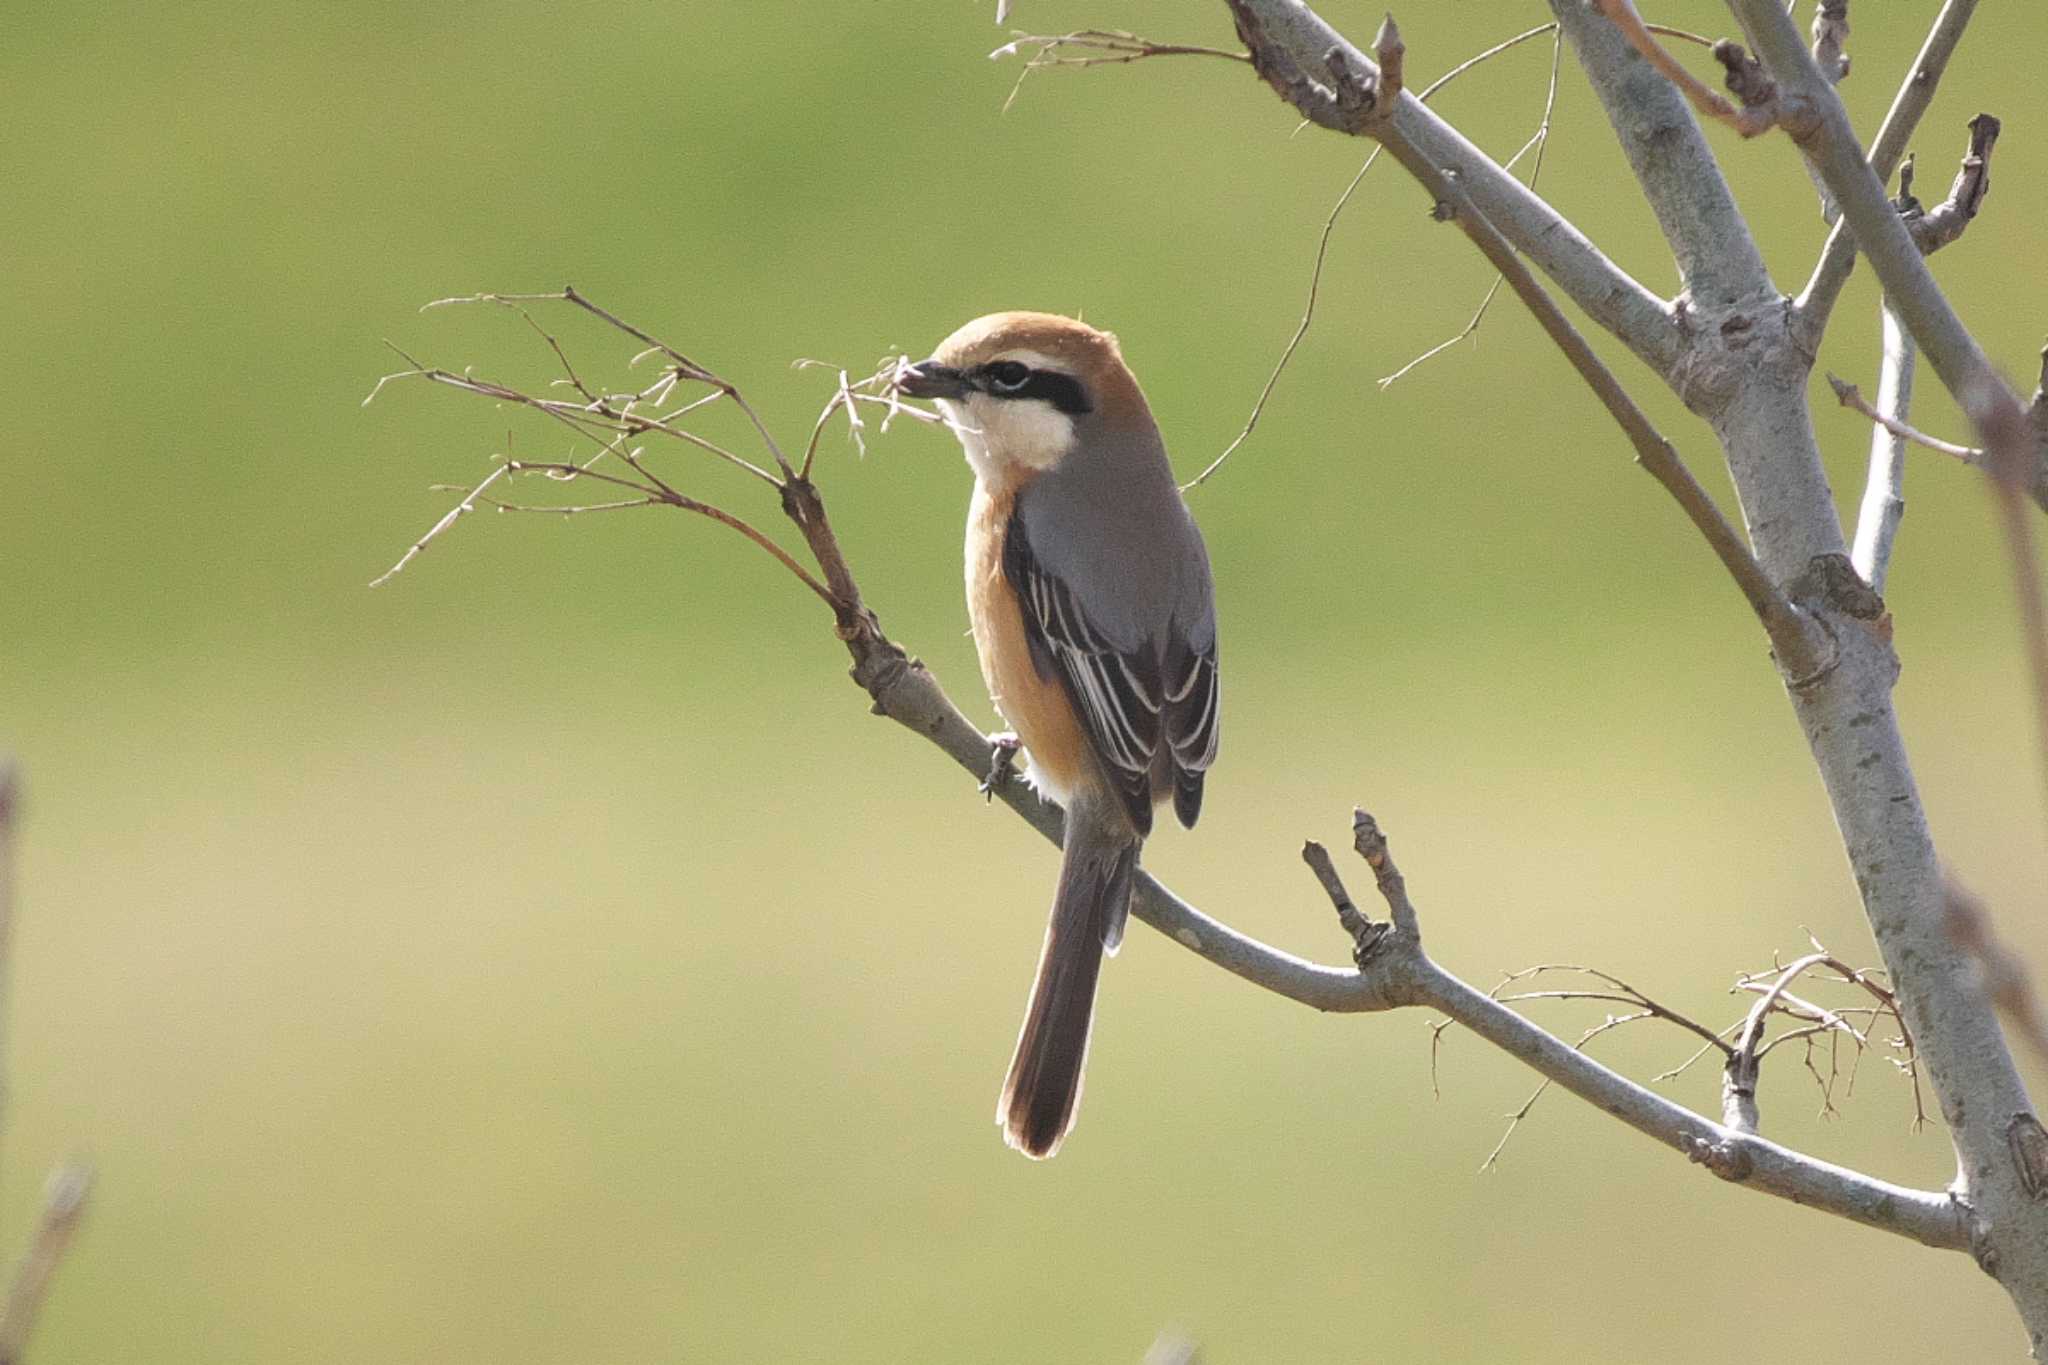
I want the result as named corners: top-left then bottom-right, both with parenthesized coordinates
top-left (376, 297), bottom-right (1961, 1251)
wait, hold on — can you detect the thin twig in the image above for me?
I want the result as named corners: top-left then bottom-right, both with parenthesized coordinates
top-left (371, 313), bottom-right (842, 606)
top-left (1409, 156), bottom-right (1825, 680)
top-left (0, 1162), bottom-right (92, 1365)
top-left (1486, 964), bottom-right (1735, 1057)
top-left (1795, 0), bottom-right (1982, 337)
top-left (1902, 114), bottom-right (2000, 256)
top-left (1727, 952), bottom-right (1833, 1133)
top-left (1350, 809), bottom-right (1418, 939)
top-left (1185, 12), bottom-right (1724, 489)
top-left (1182, 149), bottom-right (1379, 490)
top-left (993, 28), bottom-right (1247, 114)
top-left (1300, 840), bottom-right (1375, 953)
top-left (508, 462), bottom-right (836, 606)
top-left (370, 461), bottom-right (513, 588)
top-left (1730, 941), bottom-right (1925, 1130)
top-left (1828, 374), bottom-right (1982, 464)
top-left (1379, 26), bottom-right (1562, 390)
top-left (1188, 19), bottom-right (1573, 488)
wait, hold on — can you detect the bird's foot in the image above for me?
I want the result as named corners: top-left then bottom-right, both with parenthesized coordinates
top-left (980, 733), bottom-right (1022, 801)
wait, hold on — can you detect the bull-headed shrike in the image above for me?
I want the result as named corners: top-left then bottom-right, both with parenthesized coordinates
top-left (897, 313), bottom-right (1219, 1158)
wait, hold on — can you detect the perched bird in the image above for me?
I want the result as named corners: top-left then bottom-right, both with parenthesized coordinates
top-left (896, 313), bottom-right (1220, 1158)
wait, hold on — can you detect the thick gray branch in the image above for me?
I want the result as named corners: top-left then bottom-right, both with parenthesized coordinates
top-left (1223, 0), bottom-right (1681, 378)
top-left (1728, 7), bottom-right (2046, 1341)
top-left (1552, 0), bottom-right (1773, 311)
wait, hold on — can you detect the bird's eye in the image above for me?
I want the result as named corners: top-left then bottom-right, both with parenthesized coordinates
top-left (983, 361), bottom-right (1031, 393)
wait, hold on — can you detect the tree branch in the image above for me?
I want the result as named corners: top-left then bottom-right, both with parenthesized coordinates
top-left (1590, 0), bottom-right (1785, 140)
top-left (1848, 305), bottom-right (1917, 594)
top-left (1726, 0), bottom-right (2048, 1337)
top-left (1731, 0), bottom-right (2048, 812)
top-left (1901, 114), bottom-right (1999, 255)
top-left (381, 294), bottom-right (1969, 1255)
top-left (1224, 6), bottom-right (1825, 681)
top-left (0, 1163), bottom-right (91, 1365)
top-left (1221, 0), bottom-right (1681, 377)
top-left (1795, 0), bottom-right (1982, 340)
top-left (1831, 372), bottom-right (1981, 466)
top-left (1549, 0), bottom-right (1773, 314)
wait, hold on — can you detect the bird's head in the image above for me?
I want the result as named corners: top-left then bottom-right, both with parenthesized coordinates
top-left (895, 312), bottom-right (1148, 482)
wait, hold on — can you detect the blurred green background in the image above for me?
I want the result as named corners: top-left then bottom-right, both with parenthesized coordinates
top-left (3, 1), bottom-right (2044, 1359)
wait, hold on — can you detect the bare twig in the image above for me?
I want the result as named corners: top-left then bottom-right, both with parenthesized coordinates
top-left (1903, 113), bottom-right (1999, 255)
top-left (368, 461), bottom-right (514, 588)
top-left (1810, 0), bottom-right (1849, 85)
top-left (378, 290), bottom-right (1968, 1254)
top-left (1223, 0), bottom-right (1679, 374)
top-left (1350, 809), bottom-right (1418, 940)
top-left (1300, 840), bottom-right (1375, 957)
top-left (1727, 953), bottom-right (1833, 1134)
top-left (1829, 374), bottom-right (1982, 464)
top-left (1181, 149), bottom-right (1379, 491)
top-left (993, 28), bottom-right (1247, 114)
top-left (0, 1163), bottom-right (91, 1365)
top-left (1733, 0), bottom-right (2048, 831)
top-left (1378, 26), bottom-right (1563, 391)
top-left (1405, 151), bottom-right (1825, 680)
top-left (370, 297), bottom-right (855, 607)
top-left (1221, 6), bottom-right (1823, 679)
top-left (1190, 18), bottom-right (1575, 486)
top-left (1731, 943), bottom-right (1924, 1131)
top-left (1487, 964), bottom-right (1733, 1057)
top-left (1796, 0), bottom-right (1981, 338)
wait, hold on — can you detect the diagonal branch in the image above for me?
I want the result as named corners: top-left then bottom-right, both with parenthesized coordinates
top-left (1796, 0), bottom-right (1982, 340)
top-left (381, 296), bottom-right (1965, 1253)
top-left (1726, 0), bottom-right (2048, 792)
top-left (1728, 0), bottom-right (2048, 1335)
top-left (1223, 7), bottom-right (1823, 681)
top-left (0, 1162), bottom-right (92, 1365)
top-left (1222, 0), bottom-right (1680, 377)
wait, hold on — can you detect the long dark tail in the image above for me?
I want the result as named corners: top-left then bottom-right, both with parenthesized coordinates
top-left (999, 812), bottom-right (1139, 1159)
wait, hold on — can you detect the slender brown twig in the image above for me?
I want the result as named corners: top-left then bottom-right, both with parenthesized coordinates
top-left (1378, 25), bottom-right (1563, 390)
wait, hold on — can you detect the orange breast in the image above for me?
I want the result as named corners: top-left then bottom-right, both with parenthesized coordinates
top-left (966, 480), bottom-right (1094, 805)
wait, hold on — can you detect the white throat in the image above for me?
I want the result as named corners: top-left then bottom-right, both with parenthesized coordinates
top-left (939, 393), bottom-right (1076, 483)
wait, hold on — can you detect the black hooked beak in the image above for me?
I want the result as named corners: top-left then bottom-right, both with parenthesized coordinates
top-left (894, 359), bottom-right (971, 400)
